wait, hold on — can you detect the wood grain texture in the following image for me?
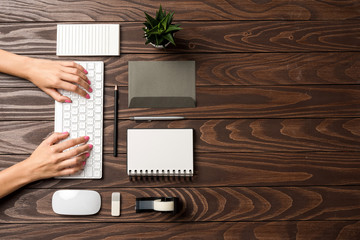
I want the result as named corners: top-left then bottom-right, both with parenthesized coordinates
top-left (1, 52), bottom-right (359, 88)
top-left (0, 221), bottom-right (360, 240)
top-left (1, 118), bottom-right (359, 155)
top-left (1, 21), bottom-right (359, 54)
top-left (2, 151), bottom-right (360, 188)
top-left (0, 1), bottom-right (359, 238)
top-left (2, 85), bottom-right (360, 120)
top-left (1, 0), bottom-right (360, 22)
top-left (1, 187), bottom-right (360, 223)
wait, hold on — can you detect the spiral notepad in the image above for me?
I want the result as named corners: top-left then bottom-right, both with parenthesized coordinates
top-left (127, 129), bottom-right (193, 177)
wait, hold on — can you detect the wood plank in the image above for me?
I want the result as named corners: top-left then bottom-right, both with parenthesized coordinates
top-left (1, 118), bottom-right (359, 155)
top-left (2, 151), bottom-right (360, 188)
top-left (1, 52), bottom-right (359, 88)
top-left (0, 221), bottom-right (360, 239)
top-left (1, 21), bottom-right (359, 54)
top-left (1, 187), bottom-right (360, 222)
top-left (1, 0), bottom-right (359, 22)
top-left (1, 85), bottom-right (360, 121)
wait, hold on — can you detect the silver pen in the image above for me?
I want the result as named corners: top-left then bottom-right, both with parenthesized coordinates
top-left (130, 116), bottom-right (185, 121)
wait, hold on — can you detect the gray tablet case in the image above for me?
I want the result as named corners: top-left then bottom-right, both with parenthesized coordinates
top-left (128, 61), bottom-right (196, 108)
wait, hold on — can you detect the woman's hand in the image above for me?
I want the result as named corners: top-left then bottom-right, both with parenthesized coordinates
top-left (0, 132), bottom-right (92, 198)
top-left (24, 132), bottom-right (93, 181)
top-left (0, 50), bottom-right (91, 102)
top-left (25, 58), bottom-right (92, 103)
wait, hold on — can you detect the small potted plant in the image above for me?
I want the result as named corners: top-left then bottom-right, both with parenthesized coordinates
top-left (143, 5), bottom-right (182, 48)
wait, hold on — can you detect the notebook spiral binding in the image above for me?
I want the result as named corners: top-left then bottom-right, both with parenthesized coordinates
top-left (128, 169), bottom-right (193, 177)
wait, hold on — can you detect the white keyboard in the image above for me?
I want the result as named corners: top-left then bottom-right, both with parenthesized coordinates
top-left (55, 61), bottom-right (104, 179)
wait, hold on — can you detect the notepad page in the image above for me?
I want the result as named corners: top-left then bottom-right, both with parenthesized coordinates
top-left (127, 129), bottom-right (193, 176)
top-left (57, 24), bottom-right (120, 56)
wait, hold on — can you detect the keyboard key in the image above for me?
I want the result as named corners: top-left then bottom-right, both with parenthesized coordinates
top-left (95, 98), bottom-right (102, 105)
top-left (94, 170), bottom-right (101, 177)
top-left (95, 106), bottom-right (101, 113)
top-left (85, 167), bottom-right (93, 177)
top-left (95, 122), bottom-right (101, 129)
top-left (88, 62), bottom-right (94, 69)
top-left (95, 63), bottom-right (102, 73)
top-left (95, 74), bottom-right (102, 81)
top-left (93, 162), bottom-right (101, 169)
top-left (64, 120), bottom-right (70, 127)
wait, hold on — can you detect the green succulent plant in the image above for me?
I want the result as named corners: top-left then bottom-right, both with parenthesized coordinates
top-left (143, 5), bottom-right (182, 47)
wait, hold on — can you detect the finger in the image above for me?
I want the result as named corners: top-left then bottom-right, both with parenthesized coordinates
top-left (56, 161), bottom-right (86, 177)
top-left (60, 71), bottom-right (91, 93)
top-left (57, 80), bottom-right (89, 99)
top-left (59, 143), bottom-right (93, 160)
top-left (59, 61), bottom-right (88, 75)
top-left (45, 88), bottom-right (72, 103)
top-left (61, 65), bottom-right (90, 84)
top-left (45, 132), bottom-right (69, 146)
top-left (54, 135), bottom-right (90, 152)
top-left (57, 152), bottom-right (89, 170)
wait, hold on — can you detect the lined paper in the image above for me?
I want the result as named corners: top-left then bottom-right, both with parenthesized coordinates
top-left (56, 24), bottom-right (120, 56)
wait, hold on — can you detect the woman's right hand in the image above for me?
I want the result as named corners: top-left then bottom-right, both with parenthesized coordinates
top-left (23, 132), bottom-right (93, 181)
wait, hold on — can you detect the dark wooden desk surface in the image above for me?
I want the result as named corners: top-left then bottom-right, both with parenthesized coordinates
top-left (1, 1), bottom-right (360, 239)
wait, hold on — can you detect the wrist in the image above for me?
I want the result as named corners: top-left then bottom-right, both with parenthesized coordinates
top-left (17, 157), bottom-right (38, 183)
top-left (22, 56), bottom-right (36, 82)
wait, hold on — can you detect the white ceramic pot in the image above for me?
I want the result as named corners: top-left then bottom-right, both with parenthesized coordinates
top-left (149, 41), bottom-right (171, 49)
top-left (144, 28), bottom-right (173, 49)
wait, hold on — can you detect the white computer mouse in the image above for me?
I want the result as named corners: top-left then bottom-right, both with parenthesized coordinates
top-left (52, 190), bottom-right (101, 215)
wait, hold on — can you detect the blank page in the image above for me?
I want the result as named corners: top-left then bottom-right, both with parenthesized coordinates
top-left (127, 129), bottom-right (193, 176)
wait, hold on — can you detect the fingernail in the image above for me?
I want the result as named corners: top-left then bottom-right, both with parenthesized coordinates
top-left (82, 161), bottom-right (86, 166)
top-left (88, 87), bottom-right (93, 93)
top-left (88, 80), bottom-right (91, 84)
top-left (85, 94), bottom-right (90, 99)
top-left (62, 131), bottom-right (68, 134)
top-left (84, 136), bottom-right (90, 141)
top-left (84, 69), bottom-right (88, 74)
top-left (85, 152), bottom-right (90, 157)
top-left (65, 99), bottom-right (72, 103)
top-left (88, 144), bottom-right (93, 149)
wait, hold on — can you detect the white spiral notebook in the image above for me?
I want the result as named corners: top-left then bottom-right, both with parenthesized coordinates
top-left (127, 129), bottom-right (193, 177)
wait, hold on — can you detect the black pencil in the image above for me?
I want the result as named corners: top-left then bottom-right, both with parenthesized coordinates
top-left (113, 85), bottom-right (118, 157)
